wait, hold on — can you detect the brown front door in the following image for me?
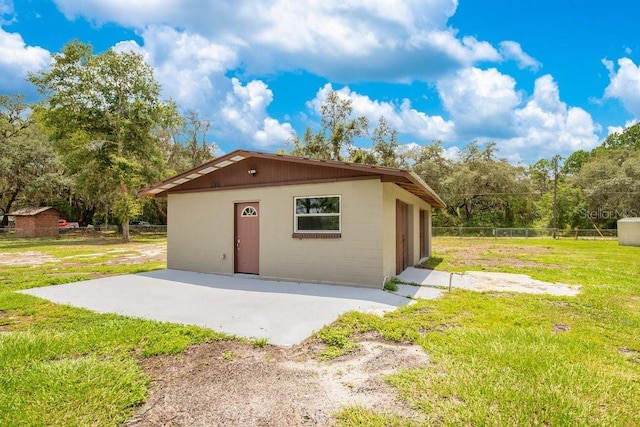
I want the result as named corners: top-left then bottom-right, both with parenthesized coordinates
top-left (396, 200), bottom-right (409, 274)
top-left (235, 202), bottom-right (259, 274)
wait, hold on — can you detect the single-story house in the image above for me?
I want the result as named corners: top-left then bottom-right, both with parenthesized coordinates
top-left (140, 150), bottom-right (445, 288)
top-left (618, 217), bottom-right (640, 246)
top-left (9, 206), bottom-right (60, 238)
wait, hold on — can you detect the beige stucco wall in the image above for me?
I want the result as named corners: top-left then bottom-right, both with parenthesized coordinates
top-left (618, 218), bottom-right (640, 246)
top-left (381, 183), bottom-right (432, 280)
top-left (167, 179), bottom-right (386, 288)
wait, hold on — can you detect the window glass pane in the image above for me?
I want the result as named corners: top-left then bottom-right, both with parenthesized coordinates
top-left (241, 206), bottom-right (257, 217)
top-left (295, 197), bottom-right (340, 214)
top-left (297, 216), bottom-right (340, 231)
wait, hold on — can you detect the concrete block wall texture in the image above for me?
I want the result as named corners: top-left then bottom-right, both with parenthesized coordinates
top-left (618, 218), bottom-right (640, 246)
top-left (167, 178), bottom-right (431, 288)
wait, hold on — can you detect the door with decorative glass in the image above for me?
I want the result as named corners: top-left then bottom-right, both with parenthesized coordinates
top-left (234, 202), bottom-right (259, 274)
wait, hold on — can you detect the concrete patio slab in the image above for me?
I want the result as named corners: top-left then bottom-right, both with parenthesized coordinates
top-left (21, 269), bottom-right (414, 346)
top-left (397, 268), bottom-right (455, 287)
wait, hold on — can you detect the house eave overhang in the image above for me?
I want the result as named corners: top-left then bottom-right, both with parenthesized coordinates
top-left (139, 150), bottom-right (446, 208)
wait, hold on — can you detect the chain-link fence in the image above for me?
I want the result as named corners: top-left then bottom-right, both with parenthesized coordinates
top-left (0, 225), bottom-right (167, 238)
top-left (433, 227), bottom-right (617, 239)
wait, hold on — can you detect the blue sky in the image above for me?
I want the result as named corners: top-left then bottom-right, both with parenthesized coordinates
top-left (1, 0), bottom-right (639, 164)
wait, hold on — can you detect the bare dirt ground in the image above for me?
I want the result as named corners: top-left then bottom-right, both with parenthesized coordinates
top-left (0, 243), bottom-right (166, 267)
top-left (436, 243), bottom-right (560, 269)
top-left (2, 242), bottom-right (428, 425)
top-left (5, 239), bottom-right (573, 425)
top-left (126, 339), bottom-right (429, 427)
top-left (460, 271), bottom-right (580, 296)
top-left (0, 250), bottom-right (57, 266)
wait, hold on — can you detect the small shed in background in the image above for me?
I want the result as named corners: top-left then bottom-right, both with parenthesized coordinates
top-left (9, 207), bottom-right (60, 238)
top-left (618, 217), bottom-right (640, 246)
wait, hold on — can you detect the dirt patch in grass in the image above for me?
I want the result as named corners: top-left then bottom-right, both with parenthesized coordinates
top-left (0, 244), bottom-right (166, 268)
top-left (619, 348), bottom-right (640, 364)
top-left (104, 245), bottom-right (166, 265)
top-left (0, 251), bottom-right (57, 266)
top-left (553, 323), bottom-right (571, 333)
top-left (435, 243), bottom-right (561, 269)
top-left (62, 244), bottom-right (167, 265)
top-left (126, 340), bottom-right (428, 426)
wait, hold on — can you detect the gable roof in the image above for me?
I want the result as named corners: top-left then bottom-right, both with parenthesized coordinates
top-left (9, 206), bottom-right (58, 216)
top-left (140, 150), bottom-right (446, 208)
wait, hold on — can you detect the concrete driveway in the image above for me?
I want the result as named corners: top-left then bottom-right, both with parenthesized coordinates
top-left (21, 270), bottom-right (412, 346)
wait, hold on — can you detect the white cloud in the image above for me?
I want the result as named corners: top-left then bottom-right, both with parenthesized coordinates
top-left (112, 27), bottom-right (291, 149)
top-left (509, 75), bottom-right (600, 157)
top-left (255, 118), bottom-right (295, 146)
top-left (52, 0), bottom-right (503, 82)
top-left (603, 57), bottom-right (640, 117)
top-left (0, 27), bottom-right (50, 92)
top-left (5, 0), bottom-right (599, 162)
top-left (437, 67), bottom-right (521, 136)
top-left (442, 145), bottom-right (462, 160)
top-left (499, 41), bottom-right (541, 71)
top-left (433, 69), bottom-right (599, 160)
top-left (607, 119), bottom-right (638, 136)
top-left (308, 83), bottom-right (455, 142)
top-left (115, 26), bottom-right (237, 109)
top-left (607, 125), bottom-right (624, 135)
top-left (0, 0), bottom-right (14, 22)
top-left (54, 0), bottom-right (181, 27)
top-left (306, 73), bottom-right (599, 162)
top-left (220, 78), bottom-right (294, 148)
top-left (528, 73), bottom-right (563, 112)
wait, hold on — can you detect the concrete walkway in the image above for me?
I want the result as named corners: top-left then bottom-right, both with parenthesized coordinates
top-left (21, 270), bottom-right (415, 346)
top-left (396, 267), bottom-right (580, 296)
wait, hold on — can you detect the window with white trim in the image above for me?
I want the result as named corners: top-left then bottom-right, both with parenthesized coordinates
top-left (294, 196), bottom-right (341, 232)
top-left (241, 206), bottom-right (257, 217)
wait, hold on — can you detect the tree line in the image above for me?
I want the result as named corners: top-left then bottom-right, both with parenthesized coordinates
top-left (1, 42), bottom-right (215, 241)
top-left (2, 41), bottom-right (638, 240)
top-left (287, 88), bottom-right (639, 231)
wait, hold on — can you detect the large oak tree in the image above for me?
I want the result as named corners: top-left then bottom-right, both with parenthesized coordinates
top-left (0, 94), bottom-right (65, 226)
top-left (30, 41), bottom-right (179, 241)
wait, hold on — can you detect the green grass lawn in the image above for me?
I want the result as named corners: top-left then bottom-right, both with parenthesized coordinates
top-left (1, 236), bottom-right (638, 426)
top-left (327, 238), bottom-right (640, 426)
top-left (0, 235), bottom-right (228, 426)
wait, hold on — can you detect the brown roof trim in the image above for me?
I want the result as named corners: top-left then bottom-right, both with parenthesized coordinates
top-left (406, 172), bottom-right (446, 208)
top-left (139, 149), bottom-right (446, 208)
top-left (8, 206), bottom-right (58, 216)
top-left (163, 175), bottom-right (380, 195)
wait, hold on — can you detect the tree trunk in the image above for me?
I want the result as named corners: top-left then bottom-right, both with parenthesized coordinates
top-left (1, 188), bottom-right (20, 227)
top-left (119, 182), bottom-right (132, 242)
top-left (122, 218), bottom-right (131, 242)
top-left (80, 205), bottom-right (96, 226)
